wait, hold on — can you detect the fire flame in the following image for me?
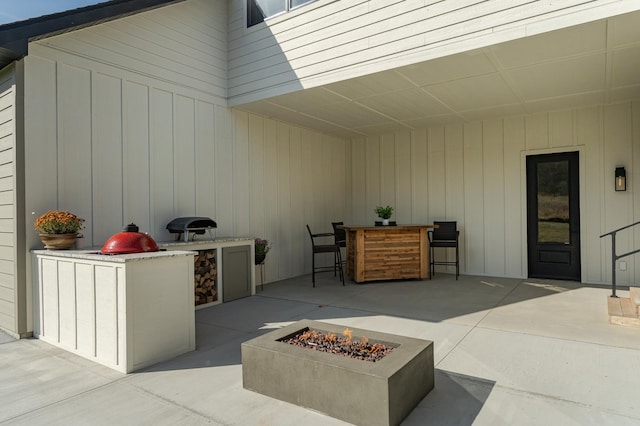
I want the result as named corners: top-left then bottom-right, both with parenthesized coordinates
top-left (343, 328), bottom-right (352, 344)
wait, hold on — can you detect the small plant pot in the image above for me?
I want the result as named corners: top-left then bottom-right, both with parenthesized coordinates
top-left (39, 233), bottom-right (78, 250)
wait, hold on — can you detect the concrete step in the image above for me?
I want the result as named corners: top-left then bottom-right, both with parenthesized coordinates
top-left (608, 296), bottom-right (640, 328)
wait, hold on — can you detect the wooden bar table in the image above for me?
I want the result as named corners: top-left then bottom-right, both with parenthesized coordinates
top-left (340, 224), bottom-right (435, 283)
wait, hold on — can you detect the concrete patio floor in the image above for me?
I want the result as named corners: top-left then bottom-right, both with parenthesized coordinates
top-left (2, 272), bottom-right (640, 425)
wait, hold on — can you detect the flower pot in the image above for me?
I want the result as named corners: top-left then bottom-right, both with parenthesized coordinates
top-left (39, 233), bottom-right (78, 250)
top-left (382, 219), bottom-right (389, 226)
top-left (255, 253), bottom-right (267, 265)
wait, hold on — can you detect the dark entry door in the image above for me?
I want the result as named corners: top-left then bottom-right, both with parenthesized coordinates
top-left (526, 152), bottom-right (580, 281)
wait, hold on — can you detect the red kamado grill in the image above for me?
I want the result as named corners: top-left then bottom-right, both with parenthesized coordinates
top-left (100, 223), bottom-right (160, 254)
top-left (166, 217), bottom-right (217, 242)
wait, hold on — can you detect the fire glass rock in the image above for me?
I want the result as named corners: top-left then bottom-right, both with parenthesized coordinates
top-left (278, 327), bottom-right (394, 362)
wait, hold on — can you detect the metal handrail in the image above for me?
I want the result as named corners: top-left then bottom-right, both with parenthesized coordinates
top-left (599, 220), bottom-right (640, 297)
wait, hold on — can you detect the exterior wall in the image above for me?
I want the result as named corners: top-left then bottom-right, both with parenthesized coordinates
top-left (24, 0), bottom-right (229, 250)
top-left (0, 66), bottom-right (20, 336)
top-left (228, 0), bottom-right (640, 105)
top-left (233, 110), bottom-right (350, 282)
top-left (12, 0), bottom-right (640, 339)
top-left (21, 0), bottom-right (349, 303)
top-left (348, 102), bottom-right (640, 284)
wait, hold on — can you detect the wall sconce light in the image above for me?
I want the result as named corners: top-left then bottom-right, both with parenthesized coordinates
top-left (615, 166), bottom-right (626, 191)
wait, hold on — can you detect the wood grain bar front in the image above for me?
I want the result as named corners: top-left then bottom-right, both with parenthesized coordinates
top-left (341, 225), bottom-right (434, 283)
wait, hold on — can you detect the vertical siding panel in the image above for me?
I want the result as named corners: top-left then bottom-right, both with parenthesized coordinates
top-left (365, 137), bottom-right (381, 223)
top-left (25, 56), bottom-right (58, 218)
top-left (504, 116), bottom-right (526, 278)
top-left (330, 137), bottom-right (347, 222)
top-left (525, 113), bottom-right (549, 151)
top-left (195, 101), bottom-right (216, 217)
top-left (343, 139), bottom-right (353, 223)
top-left (315, 132), bottom-right (330, 227)
top-left (464, 122), bottom-right (485, 275)
top-left (277, 122), bottom-right (292, 279)
top-left (57, 261), bottom-right (76, 348)
top-left (122, 81), bottom-right (150, 230)
top-left (233, 110), bottom-right (250, 237)
top-left (577, 107), bottom-right (603, 283)
top-left (603, 103), bottom-right (633, 284)
top-left (427, 127), bottom-right (445, 219)
top-left (445, 124), bottom-right (464, 220)
top-left (351, 138), bottom-right (367, 224)
top-left (174, 95), bottom-right (196, 217)
top-left (58, 64), bottom-right (92, 222)
top-left (338, 138), bottom-right (349, 219)
top-left (93, 74), bottom-right (124, 244)
top-left (395, 131), bottom-right (412, 224)
top-left (549, 110), bottom-right (574, 148)
top-left (380, 134), bottom-right (396, 208)
top-left (149, 88), bottom-right (174, 238)
top-left (263, 119), bottom-right (278, 281)
top-left (632, 101), bottom-right (640, 280)
top-left (411, 129), bottom-right (428, 223)
top-left (301, 129), bottom-right (314, 271)
top-left (445, 124), bottom-right (465, 272)
top-left (249, 115), bottom-right (264, 238)
top-left (483, 119), bottom-right (506, 276)
top-left (289, 127), bottom-right (304, 276)
top-left (214, 107), bottom-right (234, 236)
top-left (75, 263), bottom-right (94, 356)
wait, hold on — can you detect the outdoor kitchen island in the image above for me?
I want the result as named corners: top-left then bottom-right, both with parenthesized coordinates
top-left (33, 249), bottom-right (197, 373)
top-left (341, 224), bottom-right (434, 283)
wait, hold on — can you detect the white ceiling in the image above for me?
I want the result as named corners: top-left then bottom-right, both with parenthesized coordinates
top-left (235, 10), bottom-right (640, 139)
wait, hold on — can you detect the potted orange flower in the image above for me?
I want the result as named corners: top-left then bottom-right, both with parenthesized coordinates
top-left (34, 210), bottom-right (85, 249)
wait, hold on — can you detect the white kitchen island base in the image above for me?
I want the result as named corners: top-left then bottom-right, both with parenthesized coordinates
top-left (33, 250), bottom-right (197, 373)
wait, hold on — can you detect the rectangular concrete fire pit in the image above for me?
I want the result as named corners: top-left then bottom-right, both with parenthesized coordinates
top-left (242, 319), bottom-right (434, 426)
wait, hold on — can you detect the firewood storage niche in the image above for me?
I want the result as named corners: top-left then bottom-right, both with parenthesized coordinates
top-left (194, 249), bottom-right (217, 305)
top-left (160, 238), bottom-right (255, 308)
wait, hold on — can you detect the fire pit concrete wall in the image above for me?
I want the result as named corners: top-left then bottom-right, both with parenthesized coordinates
top-left (242, 320), bottom-right (434, 426)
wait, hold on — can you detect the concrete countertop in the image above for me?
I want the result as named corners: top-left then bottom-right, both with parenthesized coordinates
top-left (32, 237), bottom-right (253, 262)
top-left (158, 236), bottom-right (253, 248)
top-left (31, 249), bottom-right (197, 263)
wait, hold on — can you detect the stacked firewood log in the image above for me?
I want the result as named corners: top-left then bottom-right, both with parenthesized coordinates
top-left (194, 250), bottom-right (217, 305)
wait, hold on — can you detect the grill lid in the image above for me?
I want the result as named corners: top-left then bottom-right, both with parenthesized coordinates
top-left (166, 217), bottom-right (217, 233)
top-left (100, 223), bottom-right (160, 254)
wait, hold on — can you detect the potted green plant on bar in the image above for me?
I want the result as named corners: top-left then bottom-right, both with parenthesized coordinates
top-left (374, 205), bottom-right (394, 226)
top-left (255, 238), bottom-right (271, 265)
top-left (34, 210), bottom-right (85, 249)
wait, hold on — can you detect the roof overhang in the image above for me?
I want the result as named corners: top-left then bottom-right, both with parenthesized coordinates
top-left (0, 0), bottom-right (185, 70)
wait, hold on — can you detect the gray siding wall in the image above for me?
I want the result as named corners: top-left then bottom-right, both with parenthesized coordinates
top-left (0, 67), bottom-right (17, 334)
top-left (228, 0), bottom-right (639, 105)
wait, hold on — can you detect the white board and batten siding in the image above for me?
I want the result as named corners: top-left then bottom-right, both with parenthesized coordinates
top-left (347, 102), bottom-right (640, 285)
top-left (227, 0), bottom-right (640, 105)
top-left (16, 0), bottom-right (640, 323)
top-left (34, 251), bottom-right (196, 373)
top-left (0, 67), bottom-right (18, 335)
top-left (21, 0), bottom-right (351, 289)
top-left (24, 0), bottom-right (229, 249)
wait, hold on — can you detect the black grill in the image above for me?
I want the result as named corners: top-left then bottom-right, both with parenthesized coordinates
top-left (166, 217), bottom-right (217, 242)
